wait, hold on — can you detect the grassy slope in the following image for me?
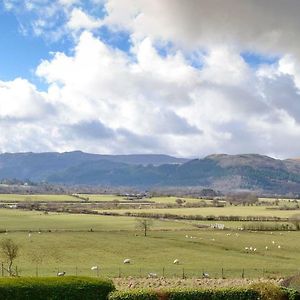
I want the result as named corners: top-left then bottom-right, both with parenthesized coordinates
top-left (0, 209), bottom-right (298, 278)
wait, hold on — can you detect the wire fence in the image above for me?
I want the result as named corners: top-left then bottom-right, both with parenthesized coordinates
top-left (1, 264), bottom-right (298, 279)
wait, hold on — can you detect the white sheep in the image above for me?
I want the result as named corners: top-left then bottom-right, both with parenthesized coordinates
top-left (123, 258), bottom-right (131, 264)
top-left (148, 272), bottom-right (157, 278)
top-left (265, 246), bottom-right (268, 250)
top-left (278, 245), bottom-right (281, 249)
top-left (202, 272), bottom-right (209, 278)
top-left (244, 247), bottom-right (249, 251)
top-left (173, 259), bottom-right (180, 264)
top-left (91, 266), bottom-right (99, 271)
top-left (57, 271), bottom-right (65, 277)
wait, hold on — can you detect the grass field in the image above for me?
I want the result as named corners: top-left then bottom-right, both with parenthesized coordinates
top-left (78, 194), bottom-right (210, 204)
top-left (97, 206), bottom-right (300, 218)
top-left (0, 194), bottom-right (76, 202)
top-left (0, 208), bottom-right (298, 278)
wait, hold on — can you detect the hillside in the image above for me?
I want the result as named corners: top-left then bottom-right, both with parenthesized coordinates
top-left (0, 151), bottom-right (187, 181)
top-left (1, 152), bottom-right (300, 194)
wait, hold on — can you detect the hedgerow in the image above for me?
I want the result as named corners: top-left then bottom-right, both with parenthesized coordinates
top-left (0, 276), bottom-right (115, 300)
top-left (109, 285), bottom-right (300, 300)
top-left (109, 287), bottom-right (259, 300)
top-left (109, 289), bottom-right (158, 300)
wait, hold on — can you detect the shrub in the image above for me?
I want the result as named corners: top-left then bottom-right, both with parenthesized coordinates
top-left (109, 289), bottom-right (158, 300)
top-left (109, 287), bottom-right (259, 300)
top-left (282, 288), bottom-right (300, 300)
top-left (167, 287), bottom-right (259, 300)
top-left (250, 282), bottom-right (290, 300)
top-left (0, 276), bottom-right (115, 300)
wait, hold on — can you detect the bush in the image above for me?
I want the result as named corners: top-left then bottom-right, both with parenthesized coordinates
top-left (0, 276), bottom-right (115, 300)
top-left (109, 289), bottom-right (158, 300)
top-left (282, 288), bottom-right (300, 300)
top-left (167, 287), bottom-right (259, 300)
top-left (250, 282), bottom-right (289, 300)
top-left (109, 287), bottom-right (259, 300)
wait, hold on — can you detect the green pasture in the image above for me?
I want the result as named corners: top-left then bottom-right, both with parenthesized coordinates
top-left (0, 194), bottom-right (76, 202)
top-left (78, 194), bottom-right (209, 204)
top-left (0, 209), bottom-right (193, 231)
top-left (99, 206), bottom-right (300, 218)
top-left (0, 208), bottom-right (299, 278)
top-left (77, 194), bottom-right (124, 202)
top-left (2, 228), bottom-right (300, 278)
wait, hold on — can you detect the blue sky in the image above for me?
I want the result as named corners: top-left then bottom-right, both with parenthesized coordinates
top-left (0, 0), bottom-right (299, 158)
top-left (0, 9), bottom-right (47, 81)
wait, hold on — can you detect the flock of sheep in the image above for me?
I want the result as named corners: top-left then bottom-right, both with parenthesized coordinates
top-left (56, 259), bottom-right (182, 277)
top-left (244, 240), bottom-right (282, 253)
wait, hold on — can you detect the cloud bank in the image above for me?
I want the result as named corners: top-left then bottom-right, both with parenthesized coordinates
top-left (1, 0), bottom-right (300, 158)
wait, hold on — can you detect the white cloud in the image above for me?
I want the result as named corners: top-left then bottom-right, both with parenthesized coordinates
top-left (67, 8), bottom-right (102, 31)
top-left (0, 78), bottom-right (53, 120)
top-left (0, 32), bottom-right (290, 157)
top-left (103, 0), bottom-right (300, 58)
top-left (2, 1), bottom-right (300, 158)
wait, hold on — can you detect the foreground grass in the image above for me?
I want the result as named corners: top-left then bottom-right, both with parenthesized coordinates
top-left (0, 208), bottom-right (297, 278)
top-left (4, 229), bottom-right (300, 278)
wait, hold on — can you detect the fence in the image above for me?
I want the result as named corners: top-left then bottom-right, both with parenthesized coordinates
top-left (1, 264), bottom-right (298, 279)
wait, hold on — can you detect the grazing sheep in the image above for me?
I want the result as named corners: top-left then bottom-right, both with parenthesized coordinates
top-left (173, 259), bottom-right (180, 264)
top-left (265, 246), bottom-right (268, 250)
top-left (123, 258), bottom-right (131, 264)
top-left (272, 241), bottom-right (275, 244)
top-left (202, 272), bottom-right (209, 278)
top-left (28, 233), bottom-right (31, 238)
top-left (91, 266), bottom-right (98, 271)
top-left (278, 245), bottom-right (281, 249)
top-left (57, 272), bottom-right (65, 277)
top-left (244, 247), bottom-right (249, 251)
top-left (148, 272), bottom-right (157, 278)
top-left (249, 246), bottom-right (253, 251)
top-left (253, 248), bottom-right (257, 252)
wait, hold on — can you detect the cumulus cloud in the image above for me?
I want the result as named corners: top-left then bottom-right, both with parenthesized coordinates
top-left (67, 8), bottom-right (102, 31)
top-left (1, 1), bottom-right (300, 158)
top-left (103, 0), bottom-right (300, 57)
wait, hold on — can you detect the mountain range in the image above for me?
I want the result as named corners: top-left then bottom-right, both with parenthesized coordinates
top-left (1, 151), bottom-right (300, 194)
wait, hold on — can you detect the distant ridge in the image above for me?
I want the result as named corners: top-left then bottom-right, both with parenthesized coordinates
top-left (1, 151), bottom-right (300, 194)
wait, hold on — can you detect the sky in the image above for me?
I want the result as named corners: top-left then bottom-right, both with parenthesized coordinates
top-left (0, 0), bottom-right (300, 158)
